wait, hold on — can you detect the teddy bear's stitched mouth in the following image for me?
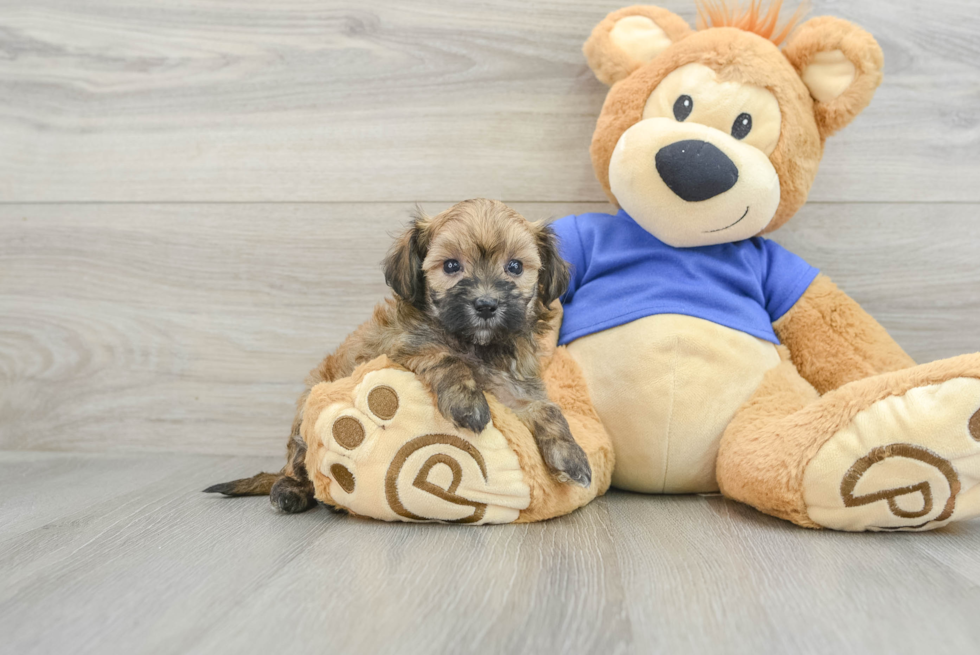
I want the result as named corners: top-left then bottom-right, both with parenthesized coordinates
top-left (703, 206), bottom-right (750, 234)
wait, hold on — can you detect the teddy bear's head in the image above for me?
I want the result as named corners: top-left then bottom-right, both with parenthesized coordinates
top-left (584, 2), bottom-right (883, 247)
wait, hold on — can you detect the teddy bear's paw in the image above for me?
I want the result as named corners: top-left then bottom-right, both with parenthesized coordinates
top-left (803, 377), bottom-right (980, 532)
top-left (308, 367), bottom-right (531, 524)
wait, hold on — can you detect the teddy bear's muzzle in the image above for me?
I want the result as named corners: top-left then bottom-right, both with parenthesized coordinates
top-left (608, 117), bottom-right (781, 248)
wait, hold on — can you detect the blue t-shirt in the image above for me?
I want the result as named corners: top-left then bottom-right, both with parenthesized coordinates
top-left (552, 210), bottom-right (819, 346)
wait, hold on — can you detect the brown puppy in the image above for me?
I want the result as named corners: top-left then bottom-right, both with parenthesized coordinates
top-left (206, 199), bottom-right (592, 513)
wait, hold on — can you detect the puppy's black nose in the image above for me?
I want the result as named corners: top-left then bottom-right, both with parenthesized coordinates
top-left (473, 297), bottom-right (498, 319)
top-left (655, 140), bottom-right (739, 202)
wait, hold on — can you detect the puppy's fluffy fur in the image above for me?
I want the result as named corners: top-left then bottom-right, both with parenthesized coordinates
top-left (206, 199), bottom-right (591, 513)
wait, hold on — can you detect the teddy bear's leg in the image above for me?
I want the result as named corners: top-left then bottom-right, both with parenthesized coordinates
top-left (299, 352), bottom-right (612, 524)
top-left (715, 347), bottom-right (823, 527)
top-left (717, 350), bottom-right (980, 531)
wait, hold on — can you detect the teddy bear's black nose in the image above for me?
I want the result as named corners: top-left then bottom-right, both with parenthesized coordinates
top-left (655, 140), bottom-right (739, 202)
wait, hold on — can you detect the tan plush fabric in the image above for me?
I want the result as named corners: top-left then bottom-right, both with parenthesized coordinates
top-left (589, 27), bottom-right (824, 234)
top-left (774, 275), bottom-right (916, 394)
top-left (718, 352), bottom-right (980, 530)
top-left (783, 16), bottom-right (885, 138)
top-left (584, 8), bottom-right (885, 236)
top-left (716, 346), bottom-right (823, 527)
top-left (608, 115), bottom-right (782, 247)
top-left (800, 50), bottom-right (856, 104)
top-left (303, 357), bottom-right (530, 524)
top-left (301, 351), bottom-right (613, 524)
top-left (643, 63), bottom-right (783, 155)
top-left (574, 5), bottom-right (980, 534)
top-left (567, 314), bottom-right (780, 493)
top-left (583, 5), bottom-right (692, 86)
top-left (804, 377), bottom-right (980, 531)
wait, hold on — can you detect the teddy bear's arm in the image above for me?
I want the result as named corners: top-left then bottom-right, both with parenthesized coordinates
top-left (773, 274), bottom-right (915, 394)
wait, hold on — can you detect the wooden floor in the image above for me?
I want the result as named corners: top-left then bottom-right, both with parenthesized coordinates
top-left (2, 450), bottom-right (980, 655)
top-left (3, 1), bottom-right (980, 653)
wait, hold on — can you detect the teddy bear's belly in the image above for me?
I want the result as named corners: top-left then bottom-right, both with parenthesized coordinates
top-left (566, 314), bottom-right (781, 493)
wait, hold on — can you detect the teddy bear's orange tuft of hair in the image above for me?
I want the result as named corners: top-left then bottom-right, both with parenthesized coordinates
top-left (695, 0), bottom-right (808, 46)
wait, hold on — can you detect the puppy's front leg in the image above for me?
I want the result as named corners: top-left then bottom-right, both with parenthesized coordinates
top-left (418, 356), bottom-right (492, 434)
top-left (516, 400), bottom-right (592, 488)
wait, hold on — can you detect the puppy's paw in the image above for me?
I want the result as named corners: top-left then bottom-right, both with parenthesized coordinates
top-left (539, 437), bottom-right (592, 488)
top-left (526, 405), bottom-right (592, 488)
top-left (442, 389), bottom-right (492, 434)
top-left (270, 476), bottom-right (316, 514)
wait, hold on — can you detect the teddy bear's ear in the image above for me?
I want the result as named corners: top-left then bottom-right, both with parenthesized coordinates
top-left (783, 16), bottom-right (884, 138)
top-left (584, 6), bottom-right (693, 86)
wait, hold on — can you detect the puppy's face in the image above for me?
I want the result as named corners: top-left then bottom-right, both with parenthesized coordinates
top-left (422, 206), bottom-right (542, 346)
top-left (384, 199), bottom-right (569, 346)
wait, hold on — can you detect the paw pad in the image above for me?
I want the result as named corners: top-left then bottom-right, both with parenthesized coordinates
top-left (306, 366), bottom-right (530, 524)
top-left (804, 377), bottom-right (980, 531)
top-left (329, 463), bottom-right (356, 493)
top-left (332, 416), bottom-right (365, 450)
top-left (367, 385), bottom-right (399, 419)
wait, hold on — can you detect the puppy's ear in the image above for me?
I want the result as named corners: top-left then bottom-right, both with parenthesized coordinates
top-left (383, 213), bottom-right (430, 309)
top-left (533, 222), bottom-right (570, 306)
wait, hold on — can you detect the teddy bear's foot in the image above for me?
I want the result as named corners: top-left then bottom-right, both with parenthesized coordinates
top-left (304, 364), bottom-right (532, 524)
top-left (803, 376), bottom-right (980, 532)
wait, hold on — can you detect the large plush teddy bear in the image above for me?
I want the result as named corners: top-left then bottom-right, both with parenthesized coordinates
top-left (301, 1), bottom-right (980, 531)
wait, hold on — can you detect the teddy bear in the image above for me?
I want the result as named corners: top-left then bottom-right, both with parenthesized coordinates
top-left (556, 1), bottom-right (980, 531)
top-left (301, 1), bottom-right (980, 531)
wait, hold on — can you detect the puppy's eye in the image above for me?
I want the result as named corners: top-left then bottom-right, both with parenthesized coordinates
top-left (506, 259), bottom-right (523, 276)
top-left (732, 113), bottom-right (752, 140)
top-left (443, 259), bottom-right (461, 274)
top-left (673, 95), bottom-right (693, 122)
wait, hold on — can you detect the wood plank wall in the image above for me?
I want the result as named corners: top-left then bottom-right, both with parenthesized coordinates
top-left (2, 1), bottom-right (978, 455)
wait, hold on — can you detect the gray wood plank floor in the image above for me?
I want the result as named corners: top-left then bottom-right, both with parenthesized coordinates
top-left (2, 451), bottom-right (979, 655)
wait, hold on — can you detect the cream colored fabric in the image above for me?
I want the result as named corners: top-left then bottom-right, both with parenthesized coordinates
top-left (800, 49), bottom-right (857, 103)
top-left (608, 117), bottom-right (781, 248)
top-left (804, 377), bottom-right (980, 532)
top-left (567, 314), bottom-right (781, 493)
top-left (310, 367), bottom-right (530, 524)
top-left (643, 64), bottom-right (782, 155)
top-left (609, 15), bottom-right (674, 65)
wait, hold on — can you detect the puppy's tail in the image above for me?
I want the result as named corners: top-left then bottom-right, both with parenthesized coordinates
top-left (203, 471), bottom-right (280, 497)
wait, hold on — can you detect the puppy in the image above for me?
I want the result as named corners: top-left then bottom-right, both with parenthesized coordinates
top-left (206, 198), bottom-right (592, 513)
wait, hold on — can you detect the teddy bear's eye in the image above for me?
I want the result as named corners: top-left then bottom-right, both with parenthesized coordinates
top-left (732, 113), bottom-right (753, 140)
top-left (673, 95), bottom-right (693, 122)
